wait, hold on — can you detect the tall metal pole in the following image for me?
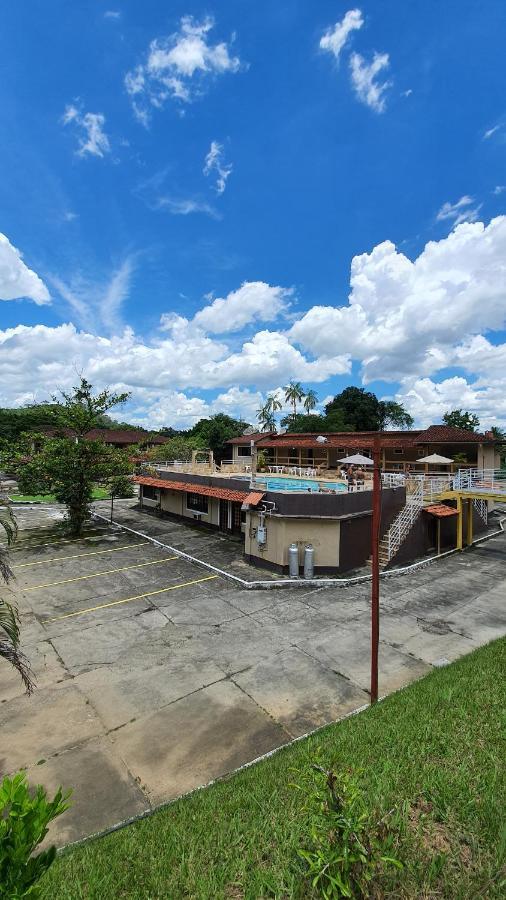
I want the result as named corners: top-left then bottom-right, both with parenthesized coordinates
top-left (370, 435), bottom-right (381, 704)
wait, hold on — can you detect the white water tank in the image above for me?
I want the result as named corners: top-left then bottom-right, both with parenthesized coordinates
top-left (288, 543), bottom-right (299, 578)
top-left (304, 544), bottom-right (315, 579)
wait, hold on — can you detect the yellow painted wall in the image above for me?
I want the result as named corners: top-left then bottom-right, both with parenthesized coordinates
top-left (245, 511), bottom-right (340, 569)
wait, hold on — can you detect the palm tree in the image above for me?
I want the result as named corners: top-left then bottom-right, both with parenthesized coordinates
top-left (265, 393), bottom-right (282, 416)
top-left (303, 389), bottom-right (319, 415)
top-left (284, 381), bottom-right (305, 420)
top-left (0, 502), bottom-right (34, 693)
top-left (256, 404), bottom-right (276, 432)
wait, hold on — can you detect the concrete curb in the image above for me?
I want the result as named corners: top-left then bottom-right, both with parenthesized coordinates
top-left (91, 509), bottom-right (506, 591)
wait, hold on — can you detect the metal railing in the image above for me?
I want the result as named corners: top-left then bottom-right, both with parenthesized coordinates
top-left (473, 498), bottom-right (488, 525)
top-left (452, 468), bottom-right (506, 495)
top-left (382, 479), bottom-right (425, 563)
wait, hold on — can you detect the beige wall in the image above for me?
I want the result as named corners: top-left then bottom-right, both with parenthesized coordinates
top-left (160, 488), bottom-right (220, 525)
top-left (245, 511), bottom-right (340, 569)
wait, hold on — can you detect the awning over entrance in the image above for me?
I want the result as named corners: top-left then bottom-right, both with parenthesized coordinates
top-left (134, 476), bottom-right (264, 505)
top-left (423, 504), bottom-right (459, 518)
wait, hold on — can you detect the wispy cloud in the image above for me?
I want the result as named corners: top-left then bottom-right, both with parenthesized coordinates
top-left (125, 16), bottom-right (242, 125)
top-left (157, 196), bottom-right (220, 219)
top-left (62, 104), bottom-right (111, 158)
top-left (483, 124), bottom-right (500, 140)
top-left (493, 185), bottom-right (505, 195)
top-left (104, 10), bottom-right (121, 20)
top-left (320, 9), bottom-right (363, 62)
top-left (49, 256), bottom-right (136, 332)
top-left (349, 52), bottom-right (392, 112)
top-left (436, 195), bottom-right (482, 225)
top-left (203, 141), bottom-right (232, 194)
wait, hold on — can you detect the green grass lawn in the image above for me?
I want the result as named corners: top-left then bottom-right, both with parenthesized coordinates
top-left (10, 487), bottom-right (112, 503)
top-left (41, 639), bottom-right (505, 900)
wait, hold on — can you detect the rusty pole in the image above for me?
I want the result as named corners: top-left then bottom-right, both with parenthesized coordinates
top-left (370, 434), bottom-right (381, 704)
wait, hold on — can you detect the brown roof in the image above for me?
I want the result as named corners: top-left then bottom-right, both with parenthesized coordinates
top-left (134, 476), bottom-right (262, 503)
top-left (227, 432), bottom-right (274, 445)
top-left (242, 491), bottom-right (265, 507)
top-left (424, 504), bottom-right (459, 518)
top-left (415, 425), bottom-right (489, 444)
top-left (257, 425), bottom-right (494, 450)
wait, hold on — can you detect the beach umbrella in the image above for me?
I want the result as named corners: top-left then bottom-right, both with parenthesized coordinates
top-left (416, 453), bottom-right (453, 464)
top-left (337, 453), bottom-right (374, 465)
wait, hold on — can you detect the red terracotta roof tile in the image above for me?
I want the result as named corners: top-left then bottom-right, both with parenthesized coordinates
top-left (227, 432), bottom-right (273, 444)
top-left (415, 425), bottom-right (489, 443)
top-left (242, 491), bottom-right (265, 507)
top-left (134, 476), bottom-right (253, 503)
top-left (423, 504), bottom-right (459, 518)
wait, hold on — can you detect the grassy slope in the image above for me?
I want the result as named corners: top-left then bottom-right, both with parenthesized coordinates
top-left (41, 639), bottom-right (505, 899)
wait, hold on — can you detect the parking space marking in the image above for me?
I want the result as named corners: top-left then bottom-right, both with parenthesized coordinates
top-left (12, 543), bottom-right (150, 569)
top-left (22, 556), bottom-right (178, 591)
top-left (10, 533), bottom-right (110, 552)
top-left (47, 574), bottom-right (220, 621)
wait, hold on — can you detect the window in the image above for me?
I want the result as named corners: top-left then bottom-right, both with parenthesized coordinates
top-left (393, 448), bottom-right (404, 455)
top-left (186, 492), bottom-right (209, 514)
top-left (237, 445), bottom-right (252, 457)
top-left (142, 485), bottom-right (159, 501)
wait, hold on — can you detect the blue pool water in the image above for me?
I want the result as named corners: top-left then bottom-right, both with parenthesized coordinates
top-left (257, 476), bottom-right (346, 492)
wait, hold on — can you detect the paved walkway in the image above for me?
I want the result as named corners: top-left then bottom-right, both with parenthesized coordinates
top-left (1, 504), bottom-right (504, 847)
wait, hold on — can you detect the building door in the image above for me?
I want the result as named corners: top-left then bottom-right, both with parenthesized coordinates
top-left (219, 499), bottom-right (230, 531)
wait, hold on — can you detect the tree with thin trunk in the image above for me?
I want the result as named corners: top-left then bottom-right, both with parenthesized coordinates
top-left (303, 389), bottom-right (318, 415)
top-left (284, 381), bottom-right (305, 421)
top-left (256, 404), bottom-right (276, 432)
top-left (265, 393), bottom-right (282, 416)
top-left (18, 378), bottom-right (131, 536)
top-left (0, 502), bottom-right (34, 693)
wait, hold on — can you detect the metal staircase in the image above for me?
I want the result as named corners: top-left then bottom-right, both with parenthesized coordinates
top-left (378, 479), bottom-right (424, 569)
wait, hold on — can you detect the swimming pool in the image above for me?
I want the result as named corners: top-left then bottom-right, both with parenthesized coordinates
top-left (255, 476), bottom-right (347, 492)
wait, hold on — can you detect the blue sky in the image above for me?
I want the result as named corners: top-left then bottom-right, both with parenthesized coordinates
top-left (1, 1), bottom-right (505, 428)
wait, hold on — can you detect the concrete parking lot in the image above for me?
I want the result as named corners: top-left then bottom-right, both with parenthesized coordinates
top-left (1, 502), bottom-right (505, 846)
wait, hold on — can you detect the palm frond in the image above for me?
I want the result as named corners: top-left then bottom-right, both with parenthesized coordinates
top-left (0, 502), bottom-right (18, 546)
top-left (0, 600), bottom-right (20, 646)
top-left (0, 640), bottom-right (35, 694)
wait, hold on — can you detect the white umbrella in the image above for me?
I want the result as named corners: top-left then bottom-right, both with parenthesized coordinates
top-left (416, 453), bottom-right (453, 464)
top-left (337, 453), bottom-right (374, 465)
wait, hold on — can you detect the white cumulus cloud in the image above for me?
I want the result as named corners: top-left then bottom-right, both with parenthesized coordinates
top-left (349, 52), bottom-right (392, 112)
top-left (125, 16), bottom-right (242, 124)
top-left (192, 281), bottom-right (292, 334)
top-left (289, 216), bottom-right (506, 384)
top-left (0, 233), bottom-right (50, 304)
top-left (320, 9), bottom-right (363, 62)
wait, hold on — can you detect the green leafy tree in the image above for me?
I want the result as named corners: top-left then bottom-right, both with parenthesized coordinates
top-left (149, 435), bottom-right (202, 463)
top-left (0, 771), bottom-right (71, 897)
top-left (284, 381), bottom-right (305, 420)
top-left (378, 400), bottom-right (414, 430)
top-left (189, 413), bottom-right (247, 462)
top-left (325, 386), bottom-right (380, 431)
top-left (442, 409), bottom-right (480, 432)
top-left (326, 386), bottom-right (412, 432)
top-left (265, 393), bottom-right (282, 416)
top-left (17, 379), bottom-right (131, 536)
top-left (0, 503), bottom-right (34, 693)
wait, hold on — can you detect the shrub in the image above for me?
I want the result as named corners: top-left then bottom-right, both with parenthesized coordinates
top-left (0, 771), bottom-right (71, 898)
top-left (293, 764), bottom-right (402, 898)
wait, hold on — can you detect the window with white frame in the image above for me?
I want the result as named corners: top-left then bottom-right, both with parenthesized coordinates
top-left (237, 445), bottom-right (252, 457)
top-left (142, 484), bottom-right (159, 500)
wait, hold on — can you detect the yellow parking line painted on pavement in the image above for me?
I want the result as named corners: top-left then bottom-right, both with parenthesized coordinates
top-left (22, 556), bottom-right (178, 591)
top-left (9, 533), bottom-right (111, 552)
top-left (47, 574), bottom-right (219, 622)
top-left (12, 543), bottom-right (149, 569)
